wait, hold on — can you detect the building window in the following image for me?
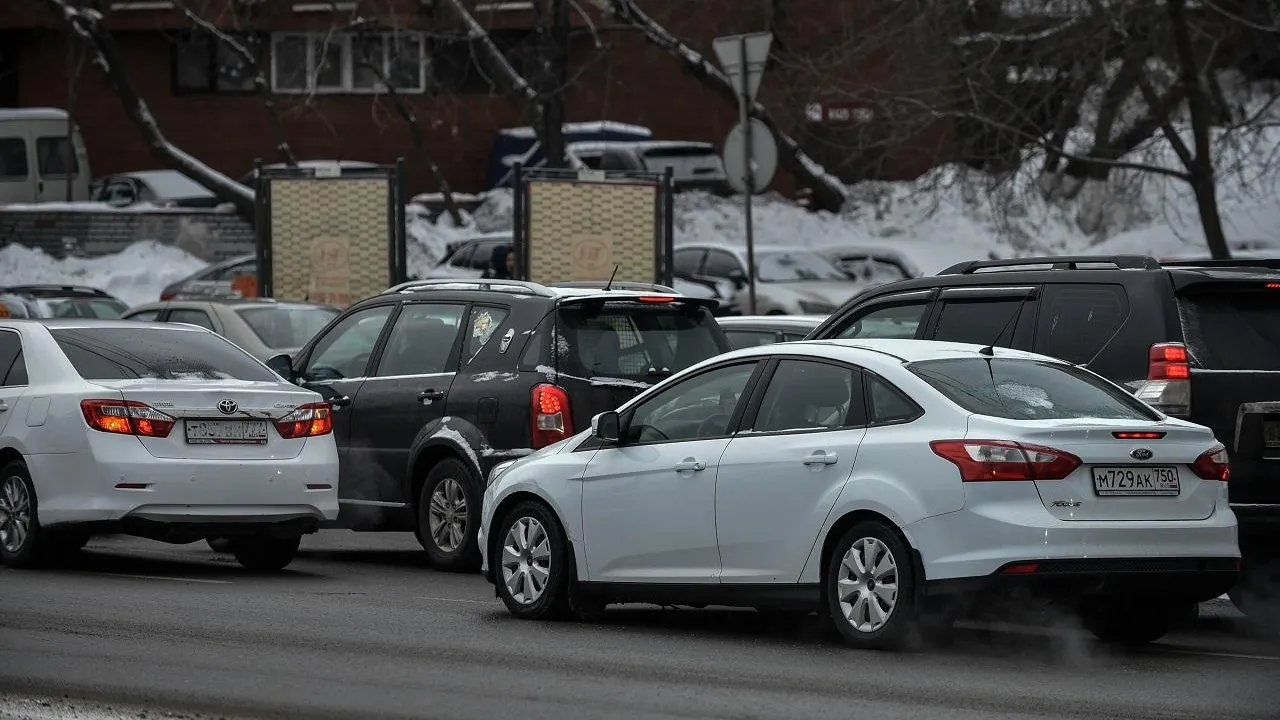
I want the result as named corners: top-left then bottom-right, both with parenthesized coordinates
top-left (431, 29), bottom-right (532, 95)
top-left (271, 31), bottom-right (426, 94)
top-left (173, 32), bottom-right (262, 94)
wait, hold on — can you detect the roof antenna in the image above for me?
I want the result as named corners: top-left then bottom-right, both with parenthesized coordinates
top-left (979, 296), bottom-right (1029, 356)
top-left (603, 264), bottom-right (620, 292)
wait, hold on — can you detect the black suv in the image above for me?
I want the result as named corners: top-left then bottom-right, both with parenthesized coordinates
top-left (268, 278), bottom-right (729, 571)
top-left (808, 255), bottom-right (1280, 613)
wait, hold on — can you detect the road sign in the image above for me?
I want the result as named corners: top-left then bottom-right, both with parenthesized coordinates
top-left (723, 118), bottom-right (777, 194)
top-left (713, 32), bottom-right (773, 103)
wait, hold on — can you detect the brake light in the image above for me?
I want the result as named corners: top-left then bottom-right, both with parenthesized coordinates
top-left (1113, 431), bottom-right (1166, 439)
top-left (636, 296), bottom-right (675, 303)
top-left (1148, 342), bottom-right (1190, 380)
top-left (81, 399), bottom-right (175, 438)
top-left (1190, 443), bottom-right (1230, 481)
top-left (1266, 282), bottom-right (1280, 289)
top-left (275, 402), bottom-right (332, 439)
top-left (930, 440), bottom-right (1081, 481)
top-left (1002, 563), bottom-right (1040, 575)
top-left (531, 383), bottom-right (573, 448)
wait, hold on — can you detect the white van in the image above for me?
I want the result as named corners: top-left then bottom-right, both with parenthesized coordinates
top-left (0, 107), bottom-right (91, 205)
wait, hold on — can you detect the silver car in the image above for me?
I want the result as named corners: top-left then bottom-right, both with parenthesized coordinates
top-left (121, 299), bottom-right (339, 363)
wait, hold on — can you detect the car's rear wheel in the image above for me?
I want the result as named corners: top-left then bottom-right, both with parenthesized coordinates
top-left (231, 535), bottom-right (301, 572)
top-left (1079, 596), bottom-right (1189, 645)
top-left (1, 461), bottom-right (45, 569)
top-left (825, 520), bottom-right (919, 650)
top-left (494, 500), bottom-right (573, 620)
top-left (416, 458), bottom-right (481, 572)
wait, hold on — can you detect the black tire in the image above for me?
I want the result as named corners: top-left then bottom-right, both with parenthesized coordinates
top-left (416, 458), bottom-right (481, 572)
top-left (824, 520), bottom-right (920, 650)
top-left (0, 460), bottom-right (48, 569)
top-left (493, 500), bottom-right (574, 620)
top-left (1080, 597), bottom-right (1188, 645)
top-left (231, 535), bottom-right (301, 572)
top-left (207, 536), bottom-right (234, 553)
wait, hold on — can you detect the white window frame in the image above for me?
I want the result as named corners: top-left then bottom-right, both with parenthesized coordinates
top-left (270, 30), bottom-right (427, 95)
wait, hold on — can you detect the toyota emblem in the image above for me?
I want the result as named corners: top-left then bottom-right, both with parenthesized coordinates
top-left (1130, 448), bottom-right (1153, 461)
top-left (217, 399), bottom-right (239, 415)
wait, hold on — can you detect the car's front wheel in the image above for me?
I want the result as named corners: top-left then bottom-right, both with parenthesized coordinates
top-left (417, 458), bottom-right (481, 572)
top-left (494, 500), bottom-right (573, 620)
top-left (1079, 596), bottom-right (1190, 645)
top-left (231, 535), bottom-right (301, 572)
top-left (825, 520), bottom-right (919, 650)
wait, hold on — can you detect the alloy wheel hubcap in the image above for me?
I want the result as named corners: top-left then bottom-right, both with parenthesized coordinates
top-left (0, 475), bottom-right (31, 554)
top-left (427, 478), bottom-right (467, 553)
top-left (500, 516), bottom-right (551, 605)
top-left (836, 537), bottom-right (899, 633)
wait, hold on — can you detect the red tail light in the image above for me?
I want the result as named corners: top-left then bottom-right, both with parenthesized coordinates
top-left (531, 383), bottom-right (573, 448)
top-left (159, 289), bottom-right (177, 301)
top-left (81, 399), bottom-right (175, 438)
top-left (636, 296), bottom-right (675, 303)
top-left (1148, 342), bottom-right (1190, 380)
top-left (930, 440), bottom-right (1081, 481)
top-left (1113, 431), bottom-right (1166, 439)
top-left (275, 402), bottom-right (332, 439)
top-left (1190, 443), bottom-right (1230, 481)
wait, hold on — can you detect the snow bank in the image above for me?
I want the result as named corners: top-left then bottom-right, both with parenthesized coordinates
top-left (0, 241), bottom-right (207, 306)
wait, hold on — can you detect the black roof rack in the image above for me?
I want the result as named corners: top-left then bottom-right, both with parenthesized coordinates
top-left (0, 284), bottom-right (113, 298)
top-left (938, 255), bottom-right (1162, 275)
top-left (548, 281), bottom-right (678, 293)
top-left (1160, 258), bottom-right (1280, 271)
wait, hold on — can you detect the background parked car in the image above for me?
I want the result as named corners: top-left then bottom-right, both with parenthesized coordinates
top-left (0, 285), bottom-right (127, 319)
top-left (675, 243), bottom-right (859, 315)
top-left (566, 140), bottom-right (731, 195)
top-left (422, 234), bottom-right (517, 280)
top-left (717, 315), bottom-right (826, 350)
top-left (814, 244), bottom-right (921, 285)
top-left (91, 170), bottom-right (220, 208)
top-left (159, 254), bottom-right (255, 301)
top-left (122, 299), bottom-right (339, 363)
top-left (0, 107), bottom-right (90, 204)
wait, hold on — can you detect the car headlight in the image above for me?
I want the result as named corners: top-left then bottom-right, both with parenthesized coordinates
top-left (798, 300), bottom-right (836, 314)
top-left (488, 459), bottom-right (517, 486)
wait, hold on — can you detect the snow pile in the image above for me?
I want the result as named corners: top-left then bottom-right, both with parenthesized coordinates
top-left (0, 241), bottom-right (207, 306)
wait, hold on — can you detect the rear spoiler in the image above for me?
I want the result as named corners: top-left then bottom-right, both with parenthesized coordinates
top-left (1162, 258), bottom-right (1280, 271)
top-left (556, 294), bottom-right (721, 310)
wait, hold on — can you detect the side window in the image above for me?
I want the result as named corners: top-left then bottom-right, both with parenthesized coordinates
top-left (126, 309), bottom-right (162, 322)
top-left (600, 152), bottom-right (629, 171)
top-left (448, 245), bottom-right (474, 268)
top-left (932, 297), bottom-right (1032, 347)
top-left (576, 153), bottom-right (604, 170)
top-left (783, 333), bottom-right (808, 342)
top-left (866, 373), bottom-right (921, 425)
top-left (209, 260), bottom-right (256, 281)
top-left (6, 350), bottom-right (28, 386)
top-left (752, 360), bottom-right (865, 433)
top-left (465, 306), bottom-right (511, 359)
top-left (305, 304), bottom-right (395, 380)
top-left (469, 242), bottom-right (499, 271)
top-left (168, 309), bottom-right (216, 331)
top-left (725, 330), bottom-right (777, 350)
top-left (0, 331), bottom-right (23, 387)
top-left (703, 250), bottom-right (741, 279)
top-left (673, 249), bottom-right (704, 277)
top-left (375, 303), bottom-right (466, 377)
top-left (836, 300), bottom-right (928, 339)
top-left (37, 136), bottom-right (78, 177)
top-left (0, 138), bottom-right (29, 180)
top-left (624, 362), bottom-right (757, 444)
top-left (1038, 285), bottom-right (1128, 365)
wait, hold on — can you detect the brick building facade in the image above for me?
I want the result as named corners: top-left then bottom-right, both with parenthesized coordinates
top-left (0, 0), bottom-right (958, 198)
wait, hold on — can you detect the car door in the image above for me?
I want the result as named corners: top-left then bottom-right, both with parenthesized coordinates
top-left (580, 360), bottom-right (764, 583)
top-left (715, 358), bottom-right (869, 583)
top-left (346, 301), bottom-right (467, 504)
top-left (0, 329), bottom-right (26, 436)
top-left (924, 286), bottom-right (1040, 350)
top-left (295, 303), bottom-right (398, 499)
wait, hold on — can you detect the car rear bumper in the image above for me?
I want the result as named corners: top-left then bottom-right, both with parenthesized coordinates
top-left (29, 434), bottom-right (339, 528)
top-left (925, 557), bottom-right (1240, 603)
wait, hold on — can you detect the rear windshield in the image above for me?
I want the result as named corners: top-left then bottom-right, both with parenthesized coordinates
top-left (552, 302), bottom-right (727, 380)
top-left (51, 327), bottom-right (278, 382)
top-left (1178, 290), bottom-right (1280, 370)
top-left (237, 306), bottom-right (338, 349)
top-left (908, 357), bottom-right (1161, 421)
top-left (39, 298), bottom-right (128, 319)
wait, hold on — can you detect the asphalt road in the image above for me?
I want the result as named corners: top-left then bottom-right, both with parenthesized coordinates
top-left (2, 532), bottom-right (1279, 720)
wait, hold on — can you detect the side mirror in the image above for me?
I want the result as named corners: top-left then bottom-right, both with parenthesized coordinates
top-left (266, 353), bottom-right (295, 382)
top-left (591, 411), bottom-right (621, 443)
top-left (727, 268), bottom-right (748, 289)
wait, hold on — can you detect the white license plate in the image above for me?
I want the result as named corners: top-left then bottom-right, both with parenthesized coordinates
top-left (1264, 421), bottom-right (1280, 448)
top-left (185, 420), bottom-right (269, 445)
top-left (1091, 466), bottom-right (1180, 497)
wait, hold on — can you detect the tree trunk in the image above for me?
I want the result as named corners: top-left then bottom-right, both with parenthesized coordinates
top-left (537, 0), bottom-right (571, 170)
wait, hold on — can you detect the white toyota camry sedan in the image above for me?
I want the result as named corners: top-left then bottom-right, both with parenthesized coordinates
top-left (479, 339), bottom-right (1239, 649)
top-left (0, 319), bottom-right (338, 571)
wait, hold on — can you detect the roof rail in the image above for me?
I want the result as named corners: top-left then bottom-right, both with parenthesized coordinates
top-left (1160, 258), bottom-right (1280, 271)
top-left (938, 255), bottom-right (1162, 275)
top-left (0, 284), bottom-right (112, 297)
top-left (548, 280), bottom-right (678, 293)
top-left (382, 278), bottom-right (555, 297)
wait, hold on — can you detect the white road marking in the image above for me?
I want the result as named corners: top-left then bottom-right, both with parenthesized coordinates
top-left (416, 596), bottom-right (492, 604)
top-left (76, 572), bottom-right (233, 585)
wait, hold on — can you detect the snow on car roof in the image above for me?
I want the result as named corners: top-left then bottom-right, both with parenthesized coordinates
top-left (116, 170), bottom-right (215, 200)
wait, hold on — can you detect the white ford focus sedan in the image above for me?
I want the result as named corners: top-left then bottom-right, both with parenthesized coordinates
top-left (0, 320), bottom-right (338, 571)
top-left (479, 339), bottom-right (1239, 649)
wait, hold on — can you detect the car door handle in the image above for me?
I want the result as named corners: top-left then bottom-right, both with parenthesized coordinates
top-left (674, 458), bottom-right (706, 472)
top-left (0, 401), bottom-right (8, 413)
top-left (328, 395), bottom-right (351, 408)
top-left (803, 451), bottom-right (839, 466)
top-left (418, 389), bottom-right (445, 402)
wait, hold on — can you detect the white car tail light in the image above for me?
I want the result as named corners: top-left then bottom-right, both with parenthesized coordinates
top-left (1134, 342), bottom-right (1191, 417)
top-left (930, 439), bottom-right (1081, 482)
top-left (275, 402), bottom-right (333, 439)
top-left (1190, 443), bottom-right (1230, 481)
top-left (531, 383), bottom-right (572, 448)
top-left (80, 399), bottom-right (176, 438)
